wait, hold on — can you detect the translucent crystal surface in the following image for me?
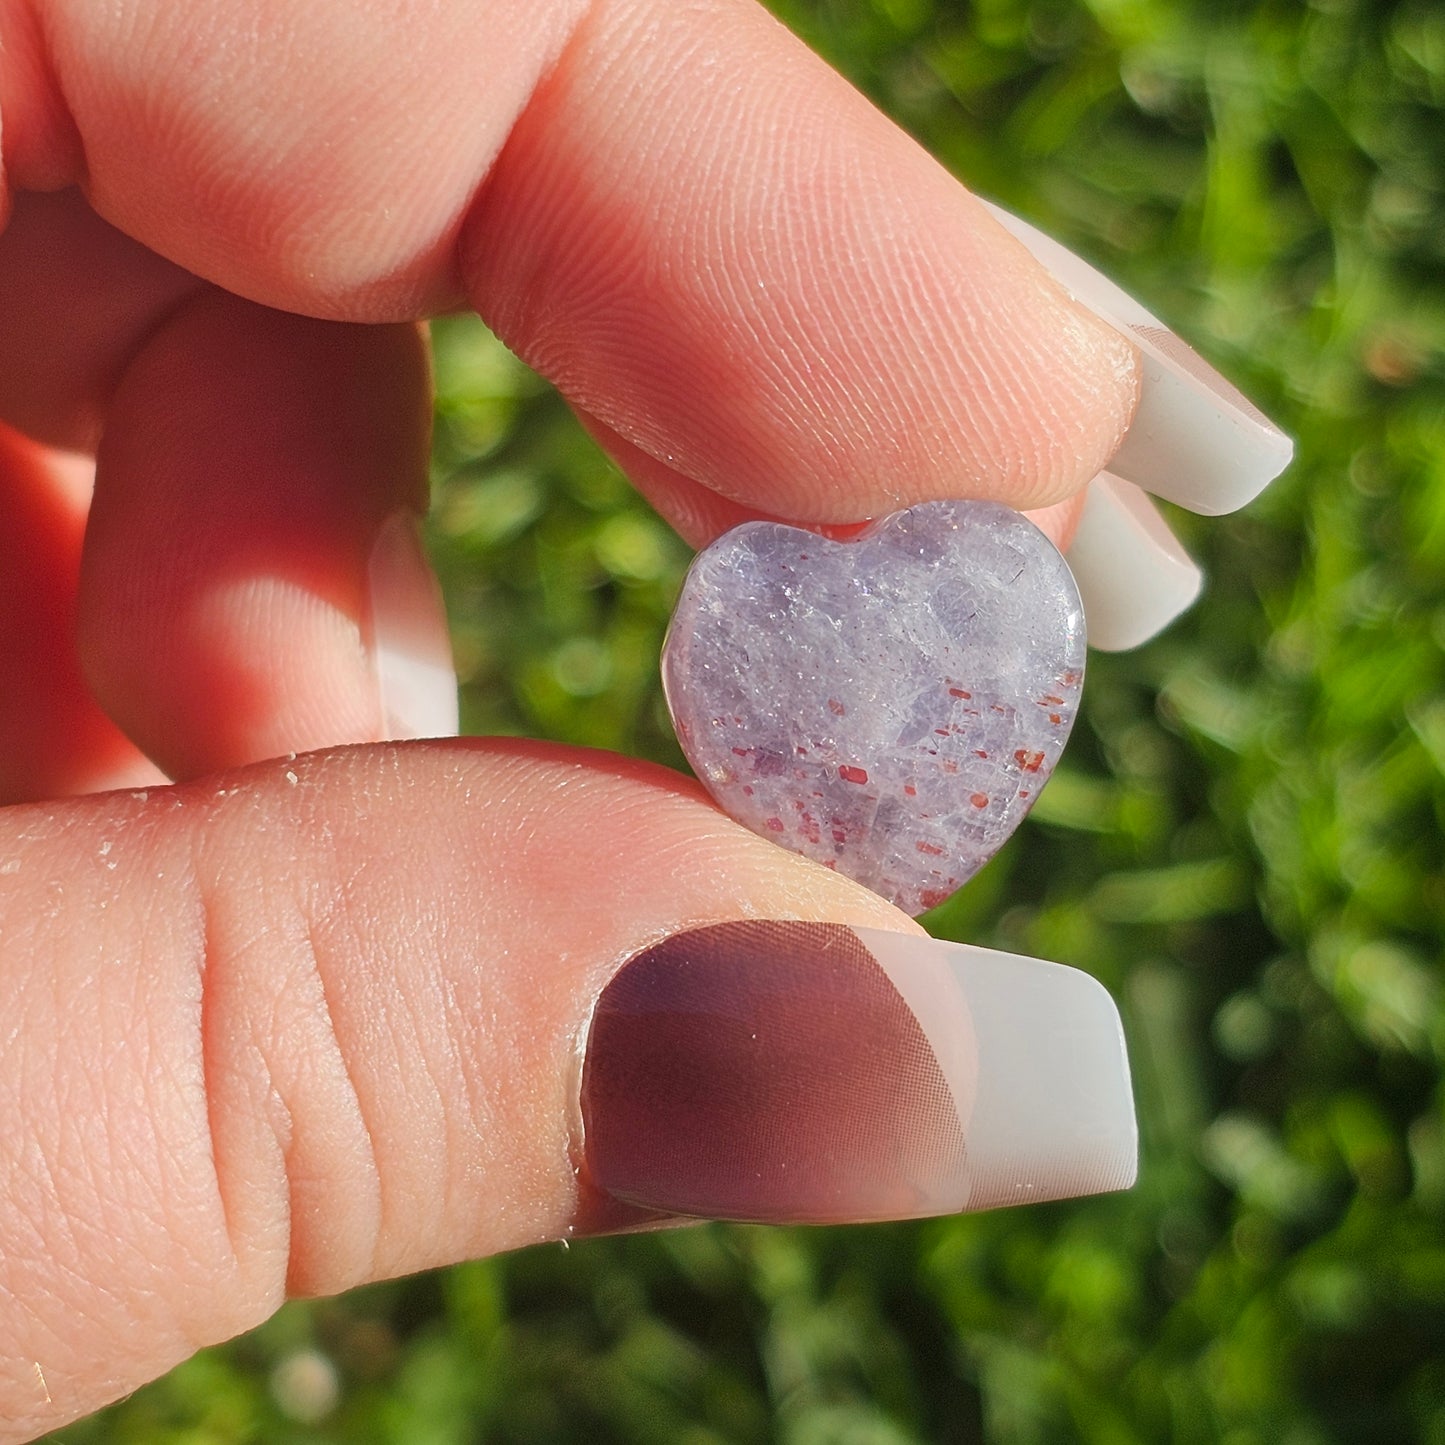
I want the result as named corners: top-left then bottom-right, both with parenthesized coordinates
top-left (663, 500), bottom-right (1086, 915)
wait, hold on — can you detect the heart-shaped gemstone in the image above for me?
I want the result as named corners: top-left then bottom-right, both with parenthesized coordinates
top-left (663, 499), bottom-right (1085, 915)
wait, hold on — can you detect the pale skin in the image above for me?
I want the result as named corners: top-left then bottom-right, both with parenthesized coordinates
top-left (0, 0), bottom-right (1140, 1436)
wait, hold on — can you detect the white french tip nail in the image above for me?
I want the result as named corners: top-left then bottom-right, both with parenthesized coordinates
top-left (1067, 473), bottom-right (1203, 651)
top-left (366, 511), bottom-right (460, 740)
top-left (859, 929), bottom-right (1138, 1211)
top-left (983, 201), bottom-right (1293, 515)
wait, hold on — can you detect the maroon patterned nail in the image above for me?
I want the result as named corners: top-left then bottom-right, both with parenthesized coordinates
top-left (580, 921), bottom-right (1136, 1225)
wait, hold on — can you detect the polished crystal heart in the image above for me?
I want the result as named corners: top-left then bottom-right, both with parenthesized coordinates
top-left (663, 500), bottom-right (1086, 915)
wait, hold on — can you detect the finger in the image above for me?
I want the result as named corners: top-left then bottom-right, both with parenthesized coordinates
top-left (78, 289), bottom-right (457, 780)
top-left (18, 0), bottom-right (1138, 522)
top-left (0, 190), bottom-right (456, 778)
top-left (0, 187), bottom-right (201, 451)
top-left (0, 422), bottom-right (162, 801)
top-left (0, 740), bottom-right (1136, 1440)
top-left (13, 0), bottom-right (590, 317)
top-left (463, 0), bottom-right (1137, 519)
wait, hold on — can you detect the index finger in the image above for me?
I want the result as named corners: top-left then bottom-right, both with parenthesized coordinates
top-left (3, 0), bottom-right (1139, 521)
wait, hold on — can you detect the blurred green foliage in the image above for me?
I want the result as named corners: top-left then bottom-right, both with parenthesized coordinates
top-left (60, 0), bottom-right (1445, 1440)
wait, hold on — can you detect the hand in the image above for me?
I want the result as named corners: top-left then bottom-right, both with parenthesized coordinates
top-left (0, 1), bottom-right (1271, 1436)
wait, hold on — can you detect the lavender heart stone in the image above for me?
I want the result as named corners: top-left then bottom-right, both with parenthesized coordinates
top-left (663, 499), bottom-right (1086, 915)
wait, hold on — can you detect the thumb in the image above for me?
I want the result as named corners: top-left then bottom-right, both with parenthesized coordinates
top-left (0, 741), bottom-right (1135, 1439)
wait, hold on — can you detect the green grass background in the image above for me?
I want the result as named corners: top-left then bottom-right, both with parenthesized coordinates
top-left (56, 0), bottom-right (1445, 1439)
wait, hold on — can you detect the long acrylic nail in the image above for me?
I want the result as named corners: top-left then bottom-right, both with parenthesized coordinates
top-left (580, 921), bottom-right (1136, 1224)
top-left (984, 202), bottom-right (1292, 516)
top-left (366, 510), bottom-right (460, 739)
top-left (1066, 473), bottom-right (1203, 651)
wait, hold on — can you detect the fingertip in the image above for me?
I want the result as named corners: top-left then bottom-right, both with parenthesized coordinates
top-left (465, 0), bottom-right (1140, 521)
top-left (40, 0), bottom-right (590, 318)
top-left (79, 291), bottom-right (436, 777)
